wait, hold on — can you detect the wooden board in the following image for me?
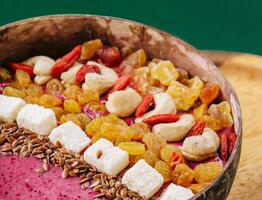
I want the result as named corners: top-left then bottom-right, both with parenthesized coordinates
top-left (207, 53), bottom-right (262, 200)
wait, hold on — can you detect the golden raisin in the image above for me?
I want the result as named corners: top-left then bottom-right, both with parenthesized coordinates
top-left (142, 132), bottom-right (166, 156)
top-left (77, 90), bottom-right (99, 106)
top-left (154, 160), bottom-right (172, 182)
top-left (76, 113), bottom-right (91, 129)
top-left (189, 183), bottom-right (210, 194)
top-left (194, 162), bottom-right (223, 183)
top-left (15, 69), bottom-right (31, 88)
top-left (46, 78), bottom-right (64, 96)
top-left (193, 104), bottom-right (208, 121)
top-left (200, 115), bottom-right (222, 131)
top-left (115, 128), bottom-right (134, 145)
top-left (10, 80), bottom-right (23, 90)
top-left (141, 150), bottom-right (159, 167)
top-left (60, 113), bottom-right (82, 127)
top-left (2, 86), bottom-right (26, 98)
top-left (98, 122), bottom-right (120, 143)
top-left (51, 107), bottom-right (65, 120)
top-left (130, 122), bottom-right (150, 141)
top-left (81, 39), bottom-right (103, 60)
top-left (0, 68), bottom-right (12, 82)
top-left (85, 117), bottom-right (105, 137)
top-left (120, 49), bottom-right (147, 74)
top-left (118, 142), bottom-right (145, 155)
top-left (25, 84), bottom-right (43, 97)
top-left (24, 96), bottom-right (39, 104)
top-left (63, 99), bottom-right (81, 113)
top-left (39, 94), bottom-right (62, 108)
top-left (63, 85), bottom-right (82, 99)
top-left (160, 144), bottom-right (182, 164)
top-left (172, 164), bottom-right (194, 187)
top-left (85, 101), bottom-right (107, 113)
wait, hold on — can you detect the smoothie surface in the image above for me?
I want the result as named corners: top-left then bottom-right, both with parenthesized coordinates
top-left (0, 155), bottom-right (96, 200)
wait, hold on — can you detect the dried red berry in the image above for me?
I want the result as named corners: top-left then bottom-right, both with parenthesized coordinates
top-left (50, 45), bottom-right (82, 77)
top-left (187, 120), bottom-right (206, 136)
top-left (96, 46), bottom-right (121, 67)
top-left (9, 63), bottom-right (34, 77)
top-left (75, 64), bottom-right (100, 84)
top-left (142, 114), bottom-right (180, 125)
top-left (219, 133), bottom-right (228, 162)
top-left (135, 94), bottom-right (154, 117)
top-left (107, 75), bottom-right (132, 95)
top-left (228, 134), bottom-right (236, 154)
top-left (170, 152), bottom-right (185, 169)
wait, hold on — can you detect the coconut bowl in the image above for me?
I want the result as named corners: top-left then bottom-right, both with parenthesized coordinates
top-left (0, 15), bottom-right (242, 200)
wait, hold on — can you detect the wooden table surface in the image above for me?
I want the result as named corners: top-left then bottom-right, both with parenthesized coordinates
top-left (205, 53), bottom-right (262, 200)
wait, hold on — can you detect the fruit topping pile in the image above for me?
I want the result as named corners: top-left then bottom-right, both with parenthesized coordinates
top-left (0, 38), bottom-right (237, 199)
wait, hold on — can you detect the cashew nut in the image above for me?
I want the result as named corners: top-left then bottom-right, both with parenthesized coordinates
top-left (34, 75), bottom-right (52, 85)
top-left (82, 61), bottom-right (118, 94)
top-left (60, 62), bottom-right (83, 86)
top-left (135, 92), bottom-right (176, 123)
top-left (181, 128), bottom-right (220, 161)
top-left (23, 56), bottom-right (55, 76)
top-left (106, 87), bottom-right (142, 118)
top-left (152, 114), bottom-right (195, 142)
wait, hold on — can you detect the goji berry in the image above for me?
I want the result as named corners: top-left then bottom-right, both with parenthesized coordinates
top-left (96, 46), bottom-right (121, 67)
top-left (170, 152), bottom-right (185, 169)
top-left (199, 83), bottom-right (220, 105)
top-left (9, 63), bottom-right (34, 77)
top-left (135, 94), bottom-right (154, 117)
top-left (50, 45), bottom-right (82, 77)
top-left (228, 132), bottom-right (236, 154)
top-left (142, 114), bottom-right (180, 125)
top-left (219, 133), bottom-right (228, 162)
top-left (219, 128), bottom-right (237, 155)
top-left (187, 120), bottom-right (206, 136)
top-left (107, 75), bottom-right (132, 95)
top-left (75, 64), bottom-right (100, 84)
top-left (218, 128), bottom-right (237, 162)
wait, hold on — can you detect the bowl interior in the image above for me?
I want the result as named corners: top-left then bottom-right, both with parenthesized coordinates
top-left (0, 15), bottom-right (242, 200)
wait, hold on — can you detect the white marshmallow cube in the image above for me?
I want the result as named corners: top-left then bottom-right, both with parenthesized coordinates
top-left (0, 95), bottom-right (26, 123)
top-left (159, 183), bottom-right (194, 200)
top-left (122, 159), bottom-right (164, 199)
top-left (84, 139), bottom-right (129, 176)
top-left (16, 104), bottom-right (57, 135)
top-left (49, 121), bottom-right (91, 153)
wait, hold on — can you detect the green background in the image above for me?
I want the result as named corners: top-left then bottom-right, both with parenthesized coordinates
top-left (1, 0), bottom-right (261, 54)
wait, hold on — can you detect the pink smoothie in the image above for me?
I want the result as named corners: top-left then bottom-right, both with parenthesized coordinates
top-left (0, 155), bottom-right (97, 200)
